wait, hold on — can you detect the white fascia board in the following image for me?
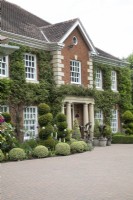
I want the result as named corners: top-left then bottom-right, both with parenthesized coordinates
top-left (59, 19), bottom-right (97, 54)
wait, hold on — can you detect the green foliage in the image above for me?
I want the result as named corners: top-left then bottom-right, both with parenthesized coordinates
top-left (55, 113), bottom-right (68, 139)
top-left (94, 120), bottom-right (100, 138)
top-left (70, 141), bottom-right (84, 153)
top-left (0, 79), bottom-right (12, 104)
top-left (112, 134), bottom-right (133, 144)
top-left (56, 113), bottom-right (67, 122)
top-left (38, 113), bottom-right (53, 126)
top-left (57, 121), bottom-right (67, 131)
top-left (122, 110), bottom-right (133, 134)
top-left (122, 111), bottom-right (133, 123)
top-left (55, 142), bottom-right (70, 156)
top-left (2, 112), bottom-right (11, 123)
top-left (38, 103), bottom-right (50, 115)
top-left (0, 116), bottom-right (18, 153)
top-left (38, 138), bottom-right (57, 150)
top-left (78, 141), bottom-right (89, 151)
top-left (0, 150), bottom-right (5, 162)
top-left (9, 148), bottom-right (26, 160)
top-left (72, 119), bottom-right (81, 140)
top-left (103, 125), bottom-right (112, 138)
top-left (39, 125), bottom-right (54, 140)
top-left (33, 145), bottom-right (49, 158)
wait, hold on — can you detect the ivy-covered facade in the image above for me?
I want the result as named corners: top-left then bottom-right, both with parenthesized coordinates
top-left (0, 1), bottom-right (132, 141)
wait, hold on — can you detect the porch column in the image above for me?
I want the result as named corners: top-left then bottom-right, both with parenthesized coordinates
top-left (89, 103), bottom-right (94, 139)
top-left (83, 103), bottom-right (89, 126)
top-left (61, 103), bottom-right (64, 114)
top-left (66, 102), bottom-right (72, 129)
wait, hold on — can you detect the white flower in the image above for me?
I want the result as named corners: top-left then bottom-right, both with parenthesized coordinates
top-left (42, 127), bottom-right (45, 129)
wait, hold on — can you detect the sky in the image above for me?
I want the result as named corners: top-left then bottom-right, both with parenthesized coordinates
top-left (7, 0), bottom-right (133, 59)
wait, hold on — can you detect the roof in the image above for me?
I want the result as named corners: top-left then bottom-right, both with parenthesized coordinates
top-left (40, 19), bottom-right (77, 42)
top-left (0, 0), bottom-right (51, 41)
top-left (0, 0), bottom-right (124, 64)
top-left (96, 47), bottom-right (121, 61)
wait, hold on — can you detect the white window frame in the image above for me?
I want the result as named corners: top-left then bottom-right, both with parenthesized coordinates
top-left (70, 60), bottom-right (81, 84)
top-left (24, 53), bottom-right (37, 82)
top-left (111, 71), bottom-right (117, 91)
top-left (0, 105), bottom-right (9, 113)
top-left (95, 110), bottom-right (103, 125)
top-left (0, 56), bottom-right (8, 78)
top-left (23, 106), bottom-right (38, 140)
top-left (95, 68), bottom-right (102, 89)
top-left (111, 109), bottom-right (118, 133)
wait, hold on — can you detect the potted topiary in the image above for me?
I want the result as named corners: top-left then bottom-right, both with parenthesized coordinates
top-left (99, 124), bottom-right (107, 147)
top-left (93, 120), bottom-right (100, 146)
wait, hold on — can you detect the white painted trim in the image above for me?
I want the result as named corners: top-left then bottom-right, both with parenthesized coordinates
top-left (59, 20), bottom-right (97, 54)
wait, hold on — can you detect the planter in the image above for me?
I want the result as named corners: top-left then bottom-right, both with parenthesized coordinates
top-left (107, 139), bottom-right (111, 146)
top-left (99, 137), bottom-right (107, 147)
top-left (93, 138), bottom-right (99, 146)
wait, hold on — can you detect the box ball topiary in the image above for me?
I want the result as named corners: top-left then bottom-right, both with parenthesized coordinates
top-left (9, 148), bottom-right (26, 161)
top-left (70, 141), bottom-right (84, 153)
top-left (55, 142), bottom-right (70, 156)
top-left (56, 113), bottom-right (66, 122)
top-left (57, 121), bottom-right (67, 131)
top-left (38, 103), bottom-right (50, 115)
top-left (39, 124), bottom-right (54, 139)
top-left (33, 145), bottom-right (49, 158)
top-left (2, 112), bottom-right (11, 123)
top-left (78, 141), bottom-right (89, 151)
top-left (38, 113), bottom-right (53, 126)
top-left (0, 150), bottom-right (5, 162)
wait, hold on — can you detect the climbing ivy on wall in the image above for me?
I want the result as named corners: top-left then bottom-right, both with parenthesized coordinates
top-left (0, 42), bottom-right (132, 138)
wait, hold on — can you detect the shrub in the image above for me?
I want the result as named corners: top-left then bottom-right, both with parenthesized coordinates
top-left (57, 121), bottom-right (67, 131)
top-left (33, 145), bottom-right (49, 158)
top-left (2, 112), bottom-right (11, 123)
top-left (38, 113), bottom-right (53, 126)
top-left (69, 138), bottom-right (77, 144)
top-left (56, 113), bottom-right (66, 122)
top-left (38, 138), bottom-right (57, 150)
top-left (79, 141), bottom-right (88, 151)
top-left (0, 150), bottom-right (5, 162)
top-left (55, 142), bottom-right (70, 156)
top-left (38, 103), bottom-right (50, 115)
top-left (122, 111), bottom-right (133, 123)
top-left (0, 119), bottom-right (18, 153)
top-left (9, 148), bottom-right (26, 161)
top-left (39, 124), bottom-right (54, 139)
top-left (112, 134), bottom-right (133, 144)
top-left (70, 141), bottom-right (84, 153)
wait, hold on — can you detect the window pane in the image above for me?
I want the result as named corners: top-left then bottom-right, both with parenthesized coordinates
top-left (70, 60), bottom-right (81, 84)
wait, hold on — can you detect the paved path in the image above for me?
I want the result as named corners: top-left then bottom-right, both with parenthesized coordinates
top-left (1, 144), bottom-right (133, 200)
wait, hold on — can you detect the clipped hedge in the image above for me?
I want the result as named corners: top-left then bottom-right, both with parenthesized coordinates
top-left (33, 145), bottom-right (49, 158)
top-left (112, 134), bottom-right (133, 144)
top-left (38, 113), bottom-right (53, 126)
top-left (0, 150), bottom-right (5, 162)
top-left (55, 142), bottom-right (70, 156)
top-left (9, 148), bottom-right (26, 161)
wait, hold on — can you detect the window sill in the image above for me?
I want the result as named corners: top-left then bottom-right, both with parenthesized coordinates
top-left (26, 79), bottom-right (39, 84)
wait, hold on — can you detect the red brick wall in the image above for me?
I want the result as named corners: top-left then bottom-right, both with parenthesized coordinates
top-left (61, 28), bottom-right (90, 87)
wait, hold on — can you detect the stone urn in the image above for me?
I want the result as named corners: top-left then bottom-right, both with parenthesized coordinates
top-left (99, 137), bottom-right (107, 147)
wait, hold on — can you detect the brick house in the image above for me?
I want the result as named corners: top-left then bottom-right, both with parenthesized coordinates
top-left (0, 0), bottom-right (130, 140)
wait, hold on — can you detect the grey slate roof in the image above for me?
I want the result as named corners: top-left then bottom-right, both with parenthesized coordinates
top-left (96, 47), bottom-right (121, 61)
top-left (40, 19), bottom-right (77, 42)
top-left (0, 0), bottom-right (51, 41)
